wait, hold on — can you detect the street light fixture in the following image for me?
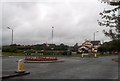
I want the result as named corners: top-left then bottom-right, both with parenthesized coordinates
top-left (93, 31), bottom-right (99, 41)
top-left (7, 27), bottom-right (13, 45)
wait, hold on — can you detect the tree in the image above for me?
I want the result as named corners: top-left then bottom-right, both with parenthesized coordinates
top-left (98, 39), bottom-right (120, 53)
top-left (73, 43), bottom-right (79, 52)
top-left (98, 0), bottom-right (120, 39)
top-left (59, 43), bottom-right (68, 50)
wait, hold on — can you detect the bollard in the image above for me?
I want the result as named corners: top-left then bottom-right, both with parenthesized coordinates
top-left (82, 54), bottom-right (83, 57)
top-left (17, 59), bottom-right (25, 73)
top-left (94, 54), bottom-right (97, 58)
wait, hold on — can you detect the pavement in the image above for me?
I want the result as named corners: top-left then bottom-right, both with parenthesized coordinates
top-left (1, 55), bottom-right (119, 80)
top-left (1, 71), bottom-right (30, 79)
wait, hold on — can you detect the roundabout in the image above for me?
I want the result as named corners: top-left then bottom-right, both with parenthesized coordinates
top-left (24, 57), bottom-right (64, 63)
top-left (25, 57), bottom-right (58, 61)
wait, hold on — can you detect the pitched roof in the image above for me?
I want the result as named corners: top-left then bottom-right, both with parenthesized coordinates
top-left (91, 41), bottom-right (101, 45)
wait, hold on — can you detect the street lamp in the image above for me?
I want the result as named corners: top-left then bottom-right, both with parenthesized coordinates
top-left (93, 31), bottom-right (99, 41)
top-left (7, 27), bottom-right (13, 45)
top-left (51, 26), bottom-right (56, 58)
top-left (52, 26), bottom-right (54, 44)
top-left (51, 26), bottom-right (54, 52)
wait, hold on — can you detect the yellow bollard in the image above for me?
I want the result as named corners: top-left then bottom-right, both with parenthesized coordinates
top-left (94, 54), bottom-right (97, 58)
top-left (82, 54), bottom-right (83, 57)
top-left (17, 59), bottom-right (25, 73)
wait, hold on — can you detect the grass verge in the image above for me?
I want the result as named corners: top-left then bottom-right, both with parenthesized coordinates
top-left (112, 58), bottom-right (120, 62)
top-left (2, 52), bottom-right (24, 56)
top-left (2, 52), bottom-right (116, 57)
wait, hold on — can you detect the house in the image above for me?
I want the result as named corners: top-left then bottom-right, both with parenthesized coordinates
top-left (78, 40), bottom-right (101, 53)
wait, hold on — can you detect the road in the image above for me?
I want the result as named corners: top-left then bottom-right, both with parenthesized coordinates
top-left (2, 55), bottom-right (118, 79)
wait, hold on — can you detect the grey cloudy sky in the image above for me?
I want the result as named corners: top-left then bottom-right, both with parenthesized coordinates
top-left (2, 0), bottom-right (114, 46)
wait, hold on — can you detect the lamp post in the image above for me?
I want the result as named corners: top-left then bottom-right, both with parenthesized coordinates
top-left (52, 26), bottom-right (54, 44)
top-left (93, 31), bottom-right (99, 41)
top-left (52, 26), bottom-right (54, 56)
top-left (51, 26), bottom-right (56, 58)
top-left (7, 27), bottom-right (13, 45)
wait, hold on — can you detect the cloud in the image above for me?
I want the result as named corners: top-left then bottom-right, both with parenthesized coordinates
top-left (2, 0), bottom-right (111, 45)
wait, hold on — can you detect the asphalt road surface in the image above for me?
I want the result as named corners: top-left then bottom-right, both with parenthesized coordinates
top-left (2, 55), bottom-right (118, 79)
